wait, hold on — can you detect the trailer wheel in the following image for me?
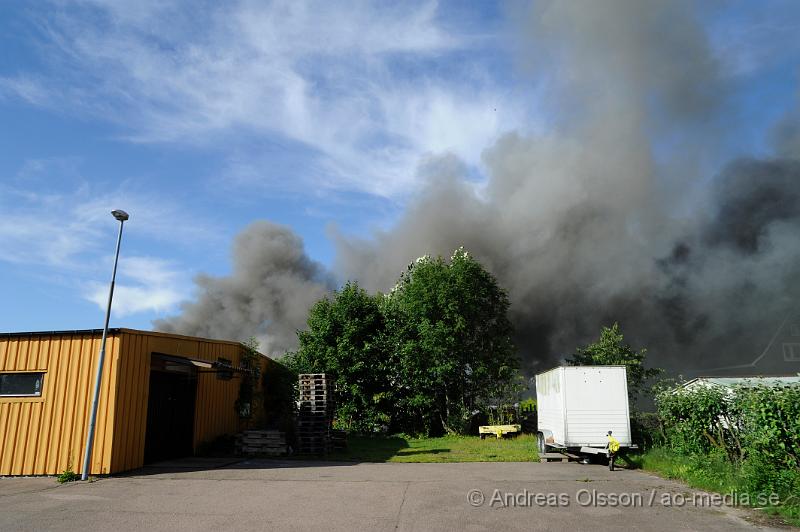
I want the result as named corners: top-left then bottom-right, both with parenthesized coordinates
top-left (536, 432), bottom-right (547, 454)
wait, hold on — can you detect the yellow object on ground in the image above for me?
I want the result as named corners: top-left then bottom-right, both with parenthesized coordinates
top-left (478, 425), bottom-right (521, 438)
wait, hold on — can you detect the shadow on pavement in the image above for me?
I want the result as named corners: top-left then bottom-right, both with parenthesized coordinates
top-left (120, 454), bottom-right (375, 477)
top-left (121, 434), bottom-right (410, 476)
top-left (392, 449), bottom-right (450, 456)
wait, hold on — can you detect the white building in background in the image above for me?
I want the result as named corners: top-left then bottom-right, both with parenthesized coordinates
top-left (690, 314), bottom-right (800, 377)
top-left (784, 323), bottom-right (800, 362)
top-left (678, 375), bottom-right (800, 392)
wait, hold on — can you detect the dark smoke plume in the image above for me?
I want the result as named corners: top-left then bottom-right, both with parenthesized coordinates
top-left (154, 221), bottom-right (331, 357)
top-left (157, 1), bottom-right (800, 375)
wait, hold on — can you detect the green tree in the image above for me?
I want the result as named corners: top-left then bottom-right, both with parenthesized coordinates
top-left (285, 282), bottom-right (396, 432)
top-left (235, 337), bottom-right (263, 423)
top-left (287, 248), bottom-right (521, 436)
top-left (387, 248), bottom-right (520, 435)
top-left (567, 322), bottom-right (661, 402)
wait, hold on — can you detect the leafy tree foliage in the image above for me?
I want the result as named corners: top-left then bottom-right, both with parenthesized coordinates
top-left (236, 337), bottom-right (263, 421)
top-left (655, 382), bottom-right (800, 506)
top-left (284, 282), bottom-right (395, 432)
top-left (566, 322), bottom-right (661, 401)
top-left (388, 249), bottom-right (520, 434)
top-left (286, 249), bottom-right (521, 436)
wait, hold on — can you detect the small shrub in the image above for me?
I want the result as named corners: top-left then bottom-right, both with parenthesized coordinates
top-left (57, 469), bottom-right (80, 483)
top-left (650, 380), bottom-right (800, 524)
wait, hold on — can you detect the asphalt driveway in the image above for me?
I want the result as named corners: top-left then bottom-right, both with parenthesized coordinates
top-left (0, 458), bottom-right (781, 531)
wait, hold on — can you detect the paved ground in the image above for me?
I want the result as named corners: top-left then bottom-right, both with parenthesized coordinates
top-left (0, 458), bottom-right (782, 531)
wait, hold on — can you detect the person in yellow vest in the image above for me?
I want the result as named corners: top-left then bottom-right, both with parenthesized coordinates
top-left (606, 430), bottom-right (620, 471)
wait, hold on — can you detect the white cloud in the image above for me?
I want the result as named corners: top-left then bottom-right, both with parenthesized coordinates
top-left (0, 163), bottom-right (208, 319)
top-left (16, 0), bottom-right (531, 198)
top-left (0, 76), bottom-right (51, 106)
top-left (0, 170), bottom-right (222, 268)
top-left (83, 255), bottom-right (188, 316)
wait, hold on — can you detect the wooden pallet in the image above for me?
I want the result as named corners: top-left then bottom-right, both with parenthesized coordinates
top-left (299, 379), bottom-right (332, 386)
top-left (298, 403), bottom-right (333, 409)
top-left (235, 429), bottom-right (288, 456)
top-left (237, 446), bottom-right (286, 453)
top-left (236, 444), bottom-right (288, 455)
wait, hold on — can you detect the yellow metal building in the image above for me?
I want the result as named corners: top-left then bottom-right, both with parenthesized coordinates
top-left (0, 328), bottom-right (275, 476)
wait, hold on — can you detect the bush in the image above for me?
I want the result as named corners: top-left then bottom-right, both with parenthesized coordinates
top-left (737, 384), bottom-right (800, 471)
top-left (657, 384), bottom-right (736, 457)
top-left (57, 468), bottom-right (80, 483)
top-left (655, 382), bottom-right (800, 511)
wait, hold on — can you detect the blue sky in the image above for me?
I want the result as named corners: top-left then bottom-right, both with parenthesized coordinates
top-left (1, 0), bottom-right (798, 333)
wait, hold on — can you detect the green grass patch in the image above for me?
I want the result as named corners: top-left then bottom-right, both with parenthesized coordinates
top-left (624, 447), bottom-right (800, 527)
top-left (624, 447), bottom-right (739, 493)
top-left (324, 434), bottom-right (540, 463)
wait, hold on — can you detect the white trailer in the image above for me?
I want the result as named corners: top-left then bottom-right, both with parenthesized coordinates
top-left (535, 366), bottom-right (633, 466)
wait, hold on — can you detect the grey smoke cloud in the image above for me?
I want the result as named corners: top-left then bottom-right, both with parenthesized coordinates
top-left (157, 1), bottom-right (800, 374)
top-left (334, 0), bottom-right (800, 374)
top-left (154, 221), bottom-right (332, 357)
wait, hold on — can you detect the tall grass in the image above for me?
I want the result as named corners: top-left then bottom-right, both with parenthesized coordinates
top-left (625, 447), bottom-right (799, 526)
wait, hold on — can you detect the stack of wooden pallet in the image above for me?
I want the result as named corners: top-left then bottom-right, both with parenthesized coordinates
top-left (235, 430), bottom-right (287, 456)
top-left (297, 373), bottom-right (334, 454)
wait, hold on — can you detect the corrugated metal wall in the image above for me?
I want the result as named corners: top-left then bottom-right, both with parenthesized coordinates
top-left (2, 329), bottom-right (271, 476)
top-left (0, 332), bottom-right (120, 476)
top-left (109, 330), bottom-right (263, 473)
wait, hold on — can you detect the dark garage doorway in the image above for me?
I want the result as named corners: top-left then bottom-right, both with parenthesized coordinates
top-left (144, 354), bottom-right (198, 464)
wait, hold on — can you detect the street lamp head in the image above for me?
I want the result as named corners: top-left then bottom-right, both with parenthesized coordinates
top-left (111, 209), bottom-right (129, 222)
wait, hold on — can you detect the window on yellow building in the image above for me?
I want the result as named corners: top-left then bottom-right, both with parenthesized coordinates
top-left (0, 372), bottom-right (44, 397)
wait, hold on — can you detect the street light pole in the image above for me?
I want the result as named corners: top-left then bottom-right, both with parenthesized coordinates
top-left (81, 209), bottom-right (129, 480)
